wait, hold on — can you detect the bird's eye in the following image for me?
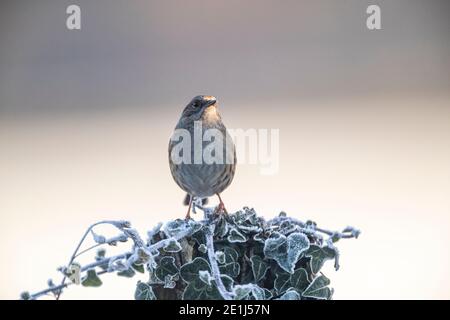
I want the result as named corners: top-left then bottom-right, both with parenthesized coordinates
top-left (192, 102), bottom-right (199, 107)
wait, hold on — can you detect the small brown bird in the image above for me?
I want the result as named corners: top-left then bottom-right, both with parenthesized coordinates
top-left (168, 95), bottom-right (236, 219)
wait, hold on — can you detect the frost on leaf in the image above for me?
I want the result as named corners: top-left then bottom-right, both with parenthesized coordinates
top-left (82, 269), bottom-right (102, 287)
top-left (180, 257), bottom-right (211, 283)
top-left (28, 207), bottom-right (358, 300)
top-left (305, 244), bottom-right (336, 274)
top-left (163, 238), bottom-right (182, 253)
top-left (277, 290), bottom-right (301, 300)
top-left (135, 281), bottom-right (156, 300)
top-left (263, 231), bottom-right (310, 273)
top-left (155, 256), bottom-right (178, 282)
top-left (302, 275), bottom-right (332, 300)
top-left (250, 256), bottom-right (269, 283)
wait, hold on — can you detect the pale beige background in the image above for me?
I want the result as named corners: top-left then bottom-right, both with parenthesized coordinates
top-left (1, 0), bottom-right (449, 299)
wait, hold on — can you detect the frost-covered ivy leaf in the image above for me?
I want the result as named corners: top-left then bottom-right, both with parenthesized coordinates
top-left (263, 232), bottom-right (310, 273)
top-left (164, 219), bottom-right (189, 238)
top-left (155, 256), bottom-right (179, 282)
top-left (91, 230), bottom-right (106, 244)
top-left (233, 284), bottom-right (253, 300)
top-left (253, 233), bottom-right (266, 243)
top-left (215, 251), bottom-right (226, 264)
top-left (216, 247), bottom-right (240, 277)
top-left (163, 238), bottom-right (182, 253)
top-left (223, 247), bottom-right (239, 262)
top-left (219, 261), bottom-right (240, 278)
top-left (305, 245), bottom-right (336, 274)
top-left (250, 256), bottom-right (269, 282)
top-left (302, 275), bottom-right (332, 300)
top-left (183, 277), bottom-right (232, 300)
top-left (251, 285), bottom-right (266, 300)
top-left (263, 288), bottom-right (273, 300)
top-left (180, 257), bottom-right (211, 283)
top-left (290, 268), bottom-right (310, 293)
top-left (274, 272), bottom-right (291, 295)
top-left (96, 248), bottom-right (106, 259)
top-left (199, 270), bottom-right (213, 286)
top-left (191, 228), bottom-right (206, 245)
top-left (227, 227), bottom-right (246, 243)
top-left (117, 268), bottom-right (136, 278)
top-left (135, 281), bottom-right (156, 300)
top-left (132, 263), bottom-right (145, 273)
top-left (214, 215), bottom-right (229, 238)
top-left (198, 244), bottom-right (207, 253)
top-left (164, 275), bottom-right (176, 289)
top-left (277, 290), bottom-right (301, 300)
top-left (81, 269), bottom-right (102, 287)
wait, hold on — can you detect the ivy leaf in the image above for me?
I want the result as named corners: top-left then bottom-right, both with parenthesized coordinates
top-left (134, 281), bottom-right (156, 300)
top-left (183, 276), bottom-right (233, 300)
top-left (199, 270), bottom-right (213, 286)
top-left (180, 257), bottom-right (211, 283)
top-left (155, 256), bottom-right (179, 282)
top-left (277, 290), bottom-right (301, 300)
top-left (163, 238), bottom-right (182, 253)
top-left (215, 251), bottom-right (226, 264)
top-left (164, 275), bottom-right (177, 289)
top-left (302, 275), bottom-right (332, 300)
top-left (117, 268), bottom-right (136, 278)
top-left (214, 215), bottom-right (229, 238)
top-left (227, 227), bottom-right (247, 243)
top-left (274, 272), bottom-right (291, 295)
top-left (263, 232), bottom-right (310, 273)
top-left (81, 269), bottom-right (102, 287)
top-left (233, 284), bottom-right (253, 300)
top-left (290, 268), bottom-right (310, 293)
top-left (305, 245), bottom-right (336, 274)
top-left (218, 247), bottom-right (240, 278)
top-left (132, 263), bottom-right (145, 273)
top-left (250, 256), bottom-right (269, 283)
top-left (198, 244), bottom-right (207, 253)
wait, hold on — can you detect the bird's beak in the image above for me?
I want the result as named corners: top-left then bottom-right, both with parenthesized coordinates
top-left (204, 96), bottom-right (217, 107)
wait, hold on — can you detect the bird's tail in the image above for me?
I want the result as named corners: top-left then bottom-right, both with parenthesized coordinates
top-left (183, 194), bottom-right (208, 206)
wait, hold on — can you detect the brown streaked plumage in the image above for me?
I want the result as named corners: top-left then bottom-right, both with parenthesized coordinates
top-left (168, 95), bottom-right (236, 219)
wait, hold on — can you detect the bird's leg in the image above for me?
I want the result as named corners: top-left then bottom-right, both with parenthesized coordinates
top-left (185, 196), bottom-right (193, 220)
top-left (215, 193), bottom-right (228, 214)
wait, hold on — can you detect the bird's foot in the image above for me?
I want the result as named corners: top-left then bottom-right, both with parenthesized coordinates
top-left (214, 201), bottom-right (228, 215)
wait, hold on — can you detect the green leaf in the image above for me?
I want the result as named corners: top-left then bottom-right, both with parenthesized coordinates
top-left (250, 256), bottom-right (269, 282)
top-left (290, 268), bottom-right (310, 293)
top-left (163, 238), bottom-right (182, 253)
top-left (117, 268), bottom-right (136, 278)
top-left (274, 272), bottom-right (291, 295)
top-left (215, 251), bottom-right (226, 264)
top-left (214, 215), bottom-right (229, 238)
top-left (134, 281), bottom-right (156, 300)
top-left (198, 244), bottom-right (207, 253)
top-left (183, 276), bottom-right (233, 300)
top-left (155, 256), bottom-right (179, 282)
top-left (219, 261), bottom-right (240, 278)
top-left (227, 227), bottom-right (247, 243)
top-left (233, 284), bottom-right (253, 300)
top-left (180, 257), bottom-right (211, 283)
top-left (81, 269), bottom-right (102, 287)
top-left (277, 290), bottom-right (301, 300)
top-left (302, 275), bottom-right (332, 300)
top-left (216, 247), bottom-right (240, 277)
top-left (305, 245), bottom-right (336, 274)
top-left (132, 263), bottom-right (145, 273)
top-left (263, 232), bottom-right (310, 273)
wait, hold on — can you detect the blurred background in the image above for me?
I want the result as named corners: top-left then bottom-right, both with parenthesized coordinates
top-left (1, 0), bottom-right (449, 299)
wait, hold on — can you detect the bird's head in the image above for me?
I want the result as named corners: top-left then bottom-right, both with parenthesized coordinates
top-left (180, 95), bottom-right (220, 123)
